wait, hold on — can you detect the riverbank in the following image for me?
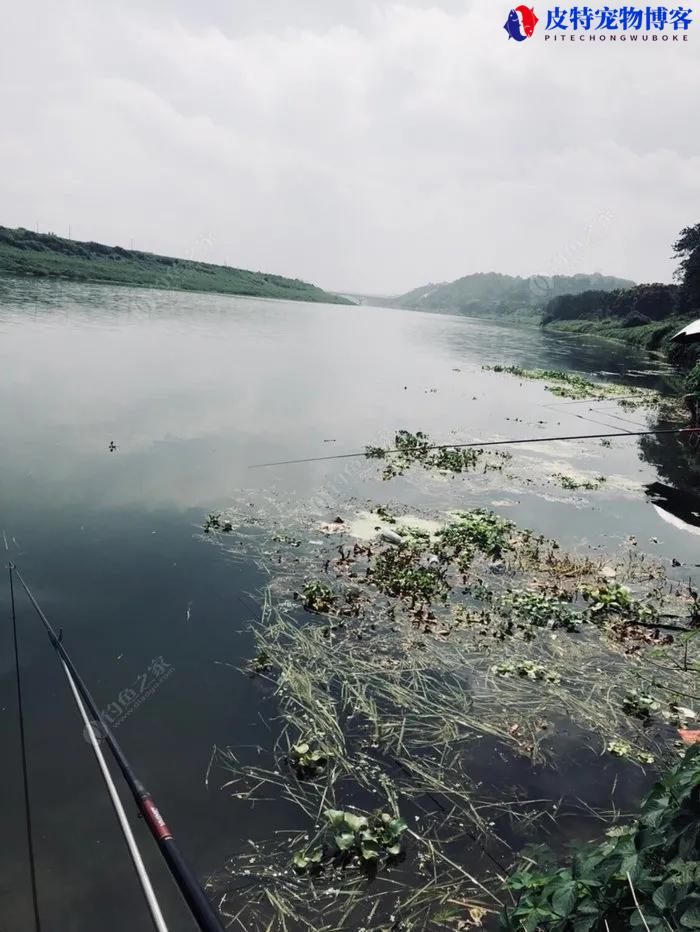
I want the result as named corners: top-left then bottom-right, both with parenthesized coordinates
top-left (542, 315), bottom-right (691, 359)
top-left (0, 225), bottom-right (350, 304)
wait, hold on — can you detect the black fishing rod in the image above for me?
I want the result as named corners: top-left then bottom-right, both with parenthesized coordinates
top-left (9, 563), bottom-right (225, 932)
top-left (249, 426), bottom-right (700, 468)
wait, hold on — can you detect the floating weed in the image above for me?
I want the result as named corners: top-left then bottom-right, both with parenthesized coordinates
top-left (397, 524), bottom-right (432, 550)
top-left (436, 509), bottom-right (515, 565)
top-left (483, 365), bottom-right (660, 407)
top-left (272, 533), bottom-right (302, 547)
top-left (622, 689), bottom-right (660, 720)
top-left (607, 739), bottom-right (655, 764)
top-left (300, 580), bottom-right (337, 614)
top-left (369, 544), bottom-right (447, 607)
top-left (203, 512), bottom-right (232, 533)
top-left (499, 588), bottom-right (582, 632)
top-left (365, 429), bottom-right (510, 480)
top-left (583, 583), bottom-right (658, 624)
top-left (493, 660), bottom-right (561, 684)
top-left (208, 497), bottom-right (699, 929)
top-left (293, 809), bottom-right (408, 874)
top-left (249, 647), bottom-right (272, 675)
top-left (553, 473), bottom-right (606, 492)
top-left (289, 740), bottom-right (329, 778)
top-left (375, 505), bottom-right (397, 523)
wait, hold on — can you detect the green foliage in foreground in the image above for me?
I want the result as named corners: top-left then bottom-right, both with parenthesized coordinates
top-left (501, 745), bottom-right (700, 931)
top-left (0, 225), bottom-right (350, 304)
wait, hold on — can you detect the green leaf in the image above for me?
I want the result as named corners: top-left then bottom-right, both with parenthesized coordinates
top-left (681, 906), bottom-right (700, 929)
top-left (576, 898), bottom-right (602, 916)
top-left (334, 832), bottom-right (356, 852)
top-left (325, 809), bottom-right (345, 827)
top-left (389, 817), bottom-right (408, 835)
top-left (292, 742), bottom-right (310, 756)
top-left (308, 846), bottom-right (323, 863)
top-left (622, 853), bottom-right (640, 879)
top-left (386, 842), bottom-right (402, 856)
top-left (551, 881), bottom-right (577, 918)
top-left (361, 844), bottom-right (380, 860)
top-left (572, 918), bottom-right (598, 932)
top-left (343, 813), bottom-right (368, 833)
top-left (653, 883), bottom-right (678, 912)
top-left (293, 851), bottom-right (309, 870)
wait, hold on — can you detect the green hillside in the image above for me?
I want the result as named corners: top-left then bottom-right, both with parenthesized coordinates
top-left (538, 223), bottom-right (700, 376)
top-left (389, 271), bottom-right (633, 321)
top-left (0, 226), bottom-right (350, 304)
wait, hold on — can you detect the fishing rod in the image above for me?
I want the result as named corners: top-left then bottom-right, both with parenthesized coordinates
top-left (9, 563), bottom-right (225, 932)
top-left (249, 426), bottom-right (700, 469)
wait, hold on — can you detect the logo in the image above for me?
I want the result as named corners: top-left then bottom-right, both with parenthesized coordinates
top-left (504, 5), bottom-right (539, 39)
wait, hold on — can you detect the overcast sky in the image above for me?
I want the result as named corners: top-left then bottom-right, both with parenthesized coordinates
top-left (1, 1), bottom-right (697, 294)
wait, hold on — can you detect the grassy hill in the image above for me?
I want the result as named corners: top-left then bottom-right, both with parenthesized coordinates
top-left (387, 271), bottom-right (633, 321)
top-left (0, 226), bottom-right (350, 304)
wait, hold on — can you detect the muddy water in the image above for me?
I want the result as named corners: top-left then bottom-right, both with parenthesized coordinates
top-left (0, 277), bottom-right (697, 930)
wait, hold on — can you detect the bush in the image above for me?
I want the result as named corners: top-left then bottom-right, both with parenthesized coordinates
top-left (623, 312), bottom-right (651, 328)
top-left (501, 745), bottom-right (700, 931)
top-left (687, 363), bottom-right (700, 397)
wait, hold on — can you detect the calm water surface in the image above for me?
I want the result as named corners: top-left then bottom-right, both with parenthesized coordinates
top-left (0, 279), bottom-right (697, 930)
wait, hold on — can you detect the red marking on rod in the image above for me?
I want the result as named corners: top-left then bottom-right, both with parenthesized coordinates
top-left (142, 797), bottom-right (173, 841)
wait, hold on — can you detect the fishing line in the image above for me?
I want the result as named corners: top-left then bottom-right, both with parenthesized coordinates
top-left (9, 565), bottom-right (42, 932)
top-left (571, 412), bottom-right (634, 434)
top-left (249, 427), bottom-right (700, 469)
top-left (9, 564), bottom-right (225, 932)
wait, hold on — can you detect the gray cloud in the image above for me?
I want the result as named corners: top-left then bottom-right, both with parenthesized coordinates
top-left (0, 1), bottom-right (697, 293)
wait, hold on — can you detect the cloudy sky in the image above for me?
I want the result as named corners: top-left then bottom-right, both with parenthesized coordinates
top-left (1, 1), bottom-right (697, 293)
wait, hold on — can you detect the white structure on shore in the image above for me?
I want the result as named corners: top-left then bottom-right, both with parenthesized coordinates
top-left (672, 318), bottom-right (700, 343)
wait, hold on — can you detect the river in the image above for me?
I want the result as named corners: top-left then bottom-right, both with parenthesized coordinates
top-left (0, 277), bottom-right (697, 931)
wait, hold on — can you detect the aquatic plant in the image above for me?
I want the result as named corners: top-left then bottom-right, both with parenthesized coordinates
top-left (554, 474), bottom-right (606, 492)
top-left (203, 512), bottom-right (221, 532)
top-left (293, 809), bottom-right (407, 874)
top-left (607, 739), bottom-right (655, 765)
top-left (300, 580), bottom-right (337, 614)
top-left (364, 429), bottom-right (509, 480)
top-left (622, 689), bottom-right (660, 720)
top-left (249, 647), bottom-right (272, 674)
top-left (502, 746), bottom-right (700, 931)
top-left (499, 589), bottom-right (582, 632)
top-left (370, 544), bottom-right (447, 606)
top-left (483, 364), bottom-right (660, 406)
top-left (582, 584), bottom-right (658, 624)
top-left (203, 512), bottom-right (232, 533)
top-left (289, 740), bottom-right (328, 778)
top-left (436, 509), bottom-right (515, 565)
top-left (493, 660), bottom-right (561, 684)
